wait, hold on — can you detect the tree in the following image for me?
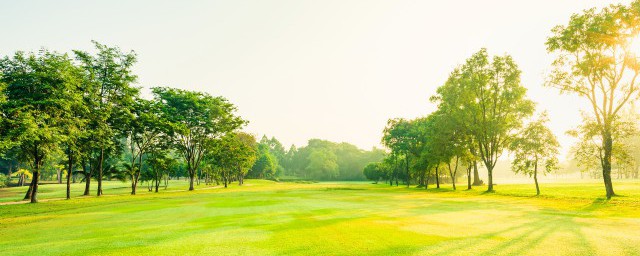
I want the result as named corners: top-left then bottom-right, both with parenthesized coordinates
top-left (154, 87), bottom-right (245, 190)
top-left (442, 49), bottom-right (534, 192)
top-left (509, 113), bottom-right (560, 195)
top-left (306, 148), bottom-right (338, 180)
top-left (210, 132), bottom-right (257, 187)
top-left (249, 144), bottom-right (277, 179)
top-left (0, 50), bottom-right (82, 203)
top-left (363, 162), bottom-right (384, 183)
top-left (382, 118), bottom-right (418, 187)
top-left (568, 113), bottom-right (635, 179)
top-left (546, 2), bottom-right (640, 198)
top-left (231, 132), bottom-right (258, 185)
top-left (125, 98), bottom-right (167, 195)
top-left (426, 111), bottom-right (469, 190)
top-left (145, 150), bottom-right (176, 192)
top-left (74, 41), bottom-right (138, 196)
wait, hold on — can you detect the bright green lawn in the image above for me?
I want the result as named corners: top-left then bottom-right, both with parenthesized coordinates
top-left (0, 180), bottom-right (639, 255)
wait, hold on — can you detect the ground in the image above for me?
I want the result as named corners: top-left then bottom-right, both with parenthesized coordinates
top-left (0, 180), bottom-right (639, 255)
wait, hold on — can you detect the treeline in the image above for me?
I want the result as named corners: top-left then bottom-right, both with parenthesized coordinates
top-left (365, 48), bottom-right (556, 196)
top-left (0, 42), bottom-right (254, 203)
top-left (0, 38), bottom-right (386, 204)
top-left (366, 1), bottom-right (640, 199)
top-left (246, 136), bottom-right (386, 181)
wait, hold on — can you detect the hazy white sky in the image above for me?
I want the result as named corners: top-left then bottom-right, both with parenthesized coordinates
top-left (0, 0), bottom-right (631, 159)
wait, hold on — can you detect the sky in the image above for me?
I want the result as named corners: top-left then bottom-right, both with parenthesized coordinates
top-left (0, 0), bottom-right (632, 159)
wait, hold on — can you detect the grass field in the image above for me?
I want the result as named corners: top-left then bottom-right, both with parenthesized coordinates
top-left (1, 180), bottom-right (639, 255)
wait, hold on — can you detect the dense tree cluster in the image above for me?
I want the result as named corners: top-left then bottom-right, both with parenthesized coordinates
top-left (367, 1), bottom-right (640, 199)
top-left (3, 1), bottom-right (640, 202)
top-left (372, 49), bottom-right (556, 194)
top-left (0, 42), bottom-right (248, 203)
top-left (248, 137), bottom-right (386, 181)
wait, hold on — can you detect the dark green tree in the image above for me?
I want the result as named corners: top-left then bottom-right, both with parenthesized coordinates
top-left (0, 50), bottom-right (82, 203)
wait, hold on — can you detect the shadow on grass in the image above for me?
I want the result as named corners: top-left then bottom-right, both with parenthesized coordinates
top-left (426, 211), bottom-right (594, 255)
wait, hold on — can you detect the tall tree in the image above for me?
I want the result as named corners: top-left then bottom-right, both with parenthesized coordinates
top-left (0, 50), bottom-right (82, 203)
top-left (154, 87), bottom-right (245, 191)
top-left (74, 41), bottom-right (138, 196)
top-left (509, 113), bottom-right (560, 195)
top-left (546, 1), bottom-right (640, 198)
top-left (125, 98), bottom-right (166, 195)
top-left (448, 49), bottom-right (534, 192)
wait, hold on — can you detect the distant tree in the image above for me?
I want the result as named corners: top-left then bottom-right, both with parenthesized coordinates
top-left (211, 132), bottom-right (257, 187)
top-left (232, 132), bottom-right (258, 185)
top-left (382, 118), bottom-right (418, 187)
top-left (153, 87), bottom-right (245, 191)
top-left (0, 50), bottom-right (82, 203)
top-left (250, 144), bottom-right (277, 179)
top-left (306, 148), bottom-right (338, 180)
top-left (546, 1), bottom-right (640, 198)
top-left (363, 162), bottom-right (383, 183)
top-left (509, 113), bottom-right (560, 195)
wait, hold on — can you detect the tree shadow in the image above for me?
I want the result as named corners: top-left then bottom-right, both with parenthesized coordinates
top-left (424, 210), bottom-right (594, 255)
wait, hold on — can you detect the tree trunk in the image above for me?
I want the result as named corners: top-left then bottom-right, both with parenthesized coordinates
top-left (448, 157), bottom-right (459, 190)
top-left (425, 171), bottom-right (430, 189)
top-left (97, 148), bottom-right (104, 196)
top-left (155, 175), bottom-right (159, 193)
top-left (467, 164), bottom-right (472, 190)
top-left (435, 166), bottom-right (440, 188)
top-left (67, 149), bottom-right (73, 200)
top-left (30, 170), bottom-right (39, 203)
top-left (405, 154), bottom-right (410, 187)
top-left (7, 163), bottom-right (12, 187)
top-left (602, 129), bottom-right (615, 199)
top-left (534, 161), bottom-right (540, 196)
top-left (83, 163), bottom-right (91, 196)
top-left (487, 164), bottom-right (494, 192)
top-left (189, 165), bottom-right (195, 191)
top-left (131, 174), bottom-right (137, 195)
top-left (472, 160), bottom-right (481, 185)
top-left (23, 178), bottom-right (33, 200)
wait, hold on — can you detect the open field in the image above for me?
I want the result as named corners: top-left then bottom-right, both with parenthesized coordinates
top-left (1, 180), bottom-right (639, 256)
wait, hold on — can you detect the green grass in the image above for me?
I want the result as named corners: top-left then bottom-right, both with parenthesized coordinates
top-left (0, 180), bottom-right (639, 255)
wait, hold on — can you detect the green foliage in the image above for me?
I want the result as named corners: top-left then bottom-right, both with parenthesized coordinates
top-left (546, 1), bottom-right (640, 198)
top-left (510, 113), bottom-right (560, 176)
top-left (432, 48), bottom-right (534, 191)
top-left (283, 139), bottom-right (384, 181)
top-left (0, 173), bottom-right (7, 188)
top-left (510, 113), bottom-right (560, 194)
top-left (362, 162), bottom-right (384, 183)
top-left (249, 144), bottom-right (277, 179)
top-left (0, 49), bottom-right (84, 202)
top-left (209, 132), bottom-right (258, 185)
top-left (305, 148), bottom-right (338, 180)
top-left (153, 87), bottom-right (245, 190)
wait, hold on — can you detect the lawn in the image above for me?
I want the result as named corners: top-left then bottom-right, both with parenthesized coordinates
top-left (0, 180), bottom-right (639, 255)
